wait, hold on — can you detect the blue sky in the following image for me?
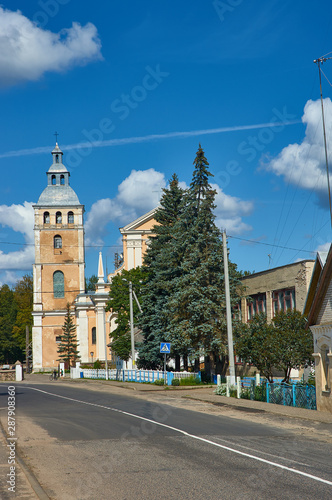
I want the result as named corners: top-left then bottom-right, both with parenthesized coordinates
top-left (1, 0), bottom-right (332, 285)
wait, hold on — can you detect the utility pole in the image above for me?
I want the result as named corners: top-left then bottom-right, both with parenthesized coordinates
top-left (314, 56), bottom-right (332, 228)
top-left (222, 230), bottom-right (235, 385)
top-left (25, 325), bottom-right (31, 374)
top-left (129, 281), bottom-right (135, 369)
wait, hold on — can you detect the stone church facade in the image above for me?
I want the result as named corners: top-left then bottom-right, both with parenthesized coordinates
top-left (32, 144), bottom-right (115, 371)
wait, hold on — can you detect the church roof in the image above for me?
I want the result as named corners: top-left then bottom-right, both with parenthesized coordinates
top-left (37, 185), bottom-right (80, 206)
top-left (35, 142), bottom-right (81, 207)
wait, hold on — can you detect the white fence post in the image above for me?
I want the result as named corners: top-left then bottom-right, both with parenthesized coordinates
top-left (217, 374), bottom-right (221, 386)
top-left (256, 373), bottom-right (261, 386)
top-left (236, 376), bottom-right (241, 399)
top-left (226, 375), bottom-right (230, 397)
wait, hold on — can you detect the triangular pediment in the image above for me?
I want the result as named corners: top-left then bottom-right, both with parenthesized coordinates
top-left (120, 207), bottom-right (158, 233)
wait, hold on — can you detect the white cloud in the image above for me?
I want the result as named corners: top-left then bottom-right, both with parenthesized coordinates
top-left (85, 169), bottom-right (166, 245)
top-left (0, 202), bottom-right (34, 270)
top-left (0, 270), bottom-right (22, 287)
top-left (85, 171), bottom-right (253, 245)
top-left (263, 99), bottom-right (332, 204)
top-left (212, 183), bottom-right (253, 235)
top-left (0, 7), bottom-right (102, 87)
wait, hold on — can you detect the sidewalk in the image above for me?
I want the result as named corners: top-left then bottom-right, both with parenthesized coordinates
top-left (20, 373), bottom-right (332, 424)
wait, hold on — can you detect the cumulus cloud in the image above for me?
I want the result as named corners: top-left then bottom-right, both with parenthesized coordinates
top-left (85, 169), bottom-right (166, 245)
top-left (0, 7), bottom-right (102, 87)
top-left (212, 183), bottom-right (253, 235)
top-left (263, 99), bottom-right (332, 205)
top-left (85, 171), bottom-right (253, 245)
top-left (0, 202), bottom-right (34, 270)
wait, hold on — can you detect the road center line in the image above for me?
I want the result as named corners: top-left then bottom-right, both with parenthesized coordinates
top-left (26, 386), bottom-right (332, 487)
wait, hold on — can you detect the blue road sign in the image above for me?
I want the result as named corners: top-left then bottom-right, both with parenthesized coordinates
top-left (160, 342), bottom-right (171, 354)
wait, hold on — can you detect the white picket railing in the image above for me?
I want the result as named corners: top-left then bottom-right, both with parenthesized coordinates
top-left (75, 368), bottom-right (198, 385)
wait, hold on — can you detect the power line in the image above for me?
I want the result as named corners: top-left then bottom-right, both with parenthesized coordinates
top-left (227, 235), bottom-right (315, 254)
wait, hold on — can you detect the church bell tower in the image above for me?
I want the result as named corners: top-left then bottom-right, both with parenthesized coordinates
top-left (32, 143), bottom-right (85, 370)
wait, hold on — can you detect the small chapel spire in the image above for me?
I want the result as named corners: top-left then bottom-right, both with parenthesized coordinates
top-left (98, 252), bottom-right (105, 284)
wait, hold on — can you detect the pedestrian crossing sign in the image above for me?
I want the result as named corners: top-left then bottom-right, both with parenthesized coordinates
top-left (160, 342), bottom-right (171, 353)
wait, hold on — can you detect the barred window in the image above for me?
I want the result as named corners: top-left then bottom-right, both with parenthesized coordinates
top-left (247, 293), bottom-right (266, 321)
top-left (54, 235), bottom-right (62, 249)
top-left (272, 288), bottom-right (295, 315)
top-left (68, 211), bottom-right (74, 224)
top-left (53, 271), bottom-right (64, 298)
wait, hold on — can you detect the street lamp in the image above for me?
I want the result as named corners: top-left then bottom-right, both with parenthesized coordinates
top-left (122, 279), bottom-right (142, 370)
top-left (90, 352), bottom-right (94, 365)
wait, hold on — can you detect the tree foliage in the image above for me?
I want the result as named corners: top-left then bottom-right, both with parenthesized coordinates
top-left (0, 274), bottom-right (33, 364)
top-left (235, 311), bottom-right (313, 383)
top-left (106, 267), bottom-right (146, 363)
top-left (138, 146), bottom-right (243, 373)
top-left (85, 274), bottom-right (98, 292)
top-left (272, 310), bottom-right (313, 383)
top-left (138, 174), bottom-right (185, 369)
top-left (57, 303), bottom-right (80, 366)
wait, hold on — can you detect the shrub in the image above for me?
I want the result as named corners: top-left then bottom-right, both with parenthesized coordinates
top-left (154, 378), bottom-right (165, 386)
top-left (179, 375), bottom-right (201, 386)
top-left (240, 387), bottom-right (251, 400)
top-left (172, 378), bottom-right (180, 386)
top-left (93, 359), bottom-right (102, 369)
top-left (214, 384), bottom-right (227, 396)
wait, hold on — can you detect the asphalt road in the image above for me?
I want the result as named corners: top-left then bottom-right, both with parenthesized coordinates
top-left (1, 383), bottom-right (332, 499)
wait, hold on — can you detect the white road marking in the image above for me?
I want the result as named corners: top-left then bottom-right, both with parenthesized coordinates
top-left (26, 386), bottom-right (332, 487)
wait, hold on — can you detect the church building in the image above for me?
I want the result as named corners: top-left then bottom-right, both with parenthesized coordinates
top-left (32, 144), bottom-right (115, 370)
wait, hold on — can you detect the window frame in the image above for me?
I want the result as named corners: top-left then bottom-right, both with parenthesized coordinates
top-left (53, 270), bottom-right (64, 298)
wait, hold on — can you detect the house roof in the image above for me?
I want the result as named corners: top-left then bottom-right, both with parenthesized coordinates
top-left (306, 244), bottom-right (332, 326)
top-left (120, 207), bottom-right (158, 233)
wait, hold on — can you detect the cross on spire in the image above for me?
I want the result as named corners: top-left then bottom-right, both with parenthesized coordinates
top-left (54, 131), bottom-right (59, 143)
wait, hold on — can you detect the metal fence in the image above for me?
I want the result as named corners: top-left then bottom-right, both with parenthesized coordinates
top-left (79, 368), bottom-right (199, 386)
top-left (266, 382), bottom-right (316, 410)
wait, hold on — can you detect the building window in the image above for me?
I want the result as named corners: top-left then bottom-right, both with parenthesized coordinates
top-left (43, 211), bottom-right (50, 224)
top-left (247, 293), bottom-right (266, 321)
top-left (68, 211), bottom-right (74, 224)
top-left (272, 288), bottom-right (295, 315)
top-left (92, 327), bottom-right (96, 345)
top-left (54, 235), bottom-right (62, 249)
top-left (53, 271), bottom-right (64, 298)
top-left (232, 303), bottom-right (241, 321)
top-left (51, 175), bottom-right (56, 185)
top-left (60, 175), bottom-right (65, 185)
top-left (55, 336), bottom-right (61, 343)
top-left (56, 211), bottom-right (62, 224)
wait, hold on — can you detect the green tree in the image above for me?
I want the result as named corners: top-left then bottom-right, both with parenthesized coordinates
top-left (12, 274), bottom-right (33, 351)
top-left (0, 285), bottom-right (19, 363)
top-left (235, 314), bottom-right (279, 383)
top-left (57, 303), bottom-right (80, 366)
top-left (85, 274), bottom-right (98, 292)
top-left (272, 310), bottom-right (313, 383)
top-left (166, 145), bottom-right (243, 373)
top-left (106, 267), bottom-right (146, 363)
top-left (138, 174), bottom-right (185, 369)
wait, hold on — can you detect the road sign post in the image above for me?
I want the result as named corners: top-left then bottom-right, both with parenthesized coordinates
top-left (160, 343), bottom-right (171, 385)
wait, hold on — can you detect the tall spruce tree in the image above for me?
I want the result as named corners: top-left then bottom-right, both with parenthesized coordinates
top-left (57, 303), bottom-right (80, 366)
top-left (166, 145), bottom-right (243, 374)
top-left (137, 174), bottom-right (185, 369)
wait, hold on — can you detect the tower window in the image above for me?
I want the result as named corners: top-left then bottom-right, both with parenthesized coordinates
top-left (92, 327), bottom-right (96, 345)
top-left (68, 211), bottom-right (74, 224)
top-left (55, 154), bottom-right (59, 163)
top-left (54, 235), bottom-right (62, 249)
top-left (53, 271), bottom-right (64, 298)
top-left (43, 212), bottom-right (50, 224)
top-left (60, 175), bottom-right (65, 185)
top-left (51, 175), bottom-right (56, 185)
top-left (56, 211), bottom-right (62, 224)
